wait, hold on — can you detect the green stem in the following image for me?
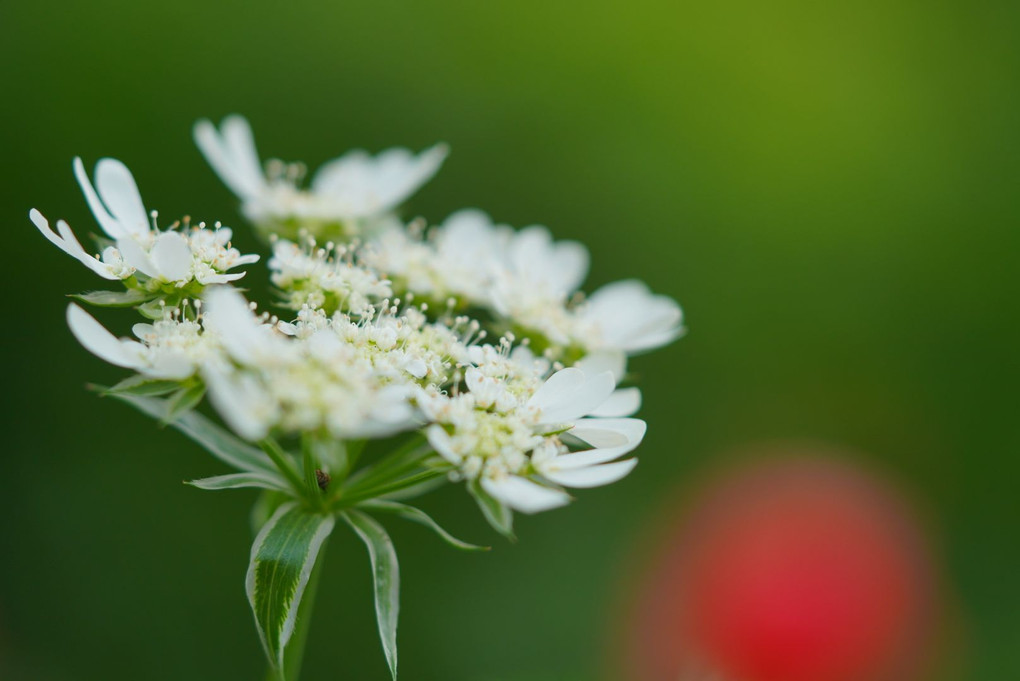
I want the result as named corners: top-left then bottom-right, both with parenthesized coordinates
top-left (266, 538), bottom-right (328, 681)
top-left (301, 435), bottom-right (319, 497)
top-left (260, 439), bottom-right (306, 497)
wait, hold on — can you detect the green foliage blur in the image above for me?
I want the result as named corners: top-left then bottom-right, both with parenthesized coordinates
top-left (1, 1), bottom-right (1016, 679)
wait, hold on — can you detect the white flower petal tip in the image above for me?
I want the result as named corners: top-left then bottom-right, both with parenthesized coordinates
top-left (584, 279), bottom-right (685, 354)
top-left (74, 156), bottom-right (150, 239)
top-left (193, 115), bottom-right (266, 201)
top-left (310, 142), bottom-right (450, 218)
top-left (65, 304), bottom-right (143, 370)
top-left (557, 418), bottom-right (648, 469)
top-left (591, 387), bottom-right (642, 418)
top-left (542, 457), bottom-right (638, 489)
top-left (30, 209), bottom-right (124, 280)
top-left (481, 476), bottom-right (571, 514)
top-left (529, 367), bottom-right (616, 425)
top-left (202, 364), bottom-right (272, 442)
top-left (150, 231), bottom-right (193, 281)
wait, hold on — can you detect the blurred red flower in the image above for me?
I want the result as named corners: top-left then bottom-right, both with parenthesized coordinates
top-left (624, 452), bottom-right (938, 681)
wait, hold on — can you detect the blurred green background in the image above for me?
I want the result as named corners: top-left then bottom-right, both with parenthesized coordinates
top-left (1, 1), bottom-right (1017, 679)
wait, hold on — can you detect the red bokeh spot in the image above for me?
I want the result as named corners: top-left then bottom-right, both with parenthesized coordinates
top-left (625, 455), bottom-right (936, 681)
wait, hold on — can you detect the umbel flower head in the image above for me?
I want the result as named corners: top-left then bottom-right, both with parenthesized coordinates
top-left (32, 157), bottom-right (259, 316)
top-left (30, 115), bottom-right (684, 681)
top-left (194, 115), bottom-right (447, 242)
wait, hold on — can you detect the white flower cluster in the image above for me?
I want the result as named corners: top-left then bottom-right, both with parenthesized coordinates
top-left (194, 115), bottom-right (447, 241)
top-left (36, 115), bottom-right (684, 518)
top-left (33, 159), bottom-right (259, 301)
top-left (364, 209), bottom-right (684, 361)
top-left (268, 237), bottom-right (393, 316)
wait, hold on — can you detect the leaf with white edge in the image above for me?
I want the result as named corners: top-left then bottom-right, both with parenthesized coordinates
top-left (103, 391), bottom-right (276, 474)
top-left (70, 289), bottom-right (153, 307)
top-left (186, 471), bottom-right (290, 492)
top-left (251, 490), bottom-right (290, 535)
top-left (343, 510), bottom-right (400, 680)
top-left (247, 503), bottom-right (334, 672)
top-left (359, 500), bottom-right (488, 552)
top-left (160, 383), bottom-right (206, 424)
top-left (468, 478), bottom-right (515, 541)
top-left (104, 375), bottom-right (181, 396)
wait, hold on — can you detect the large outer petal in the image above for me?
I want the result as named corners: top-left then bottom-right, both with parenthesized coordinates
top-left (94, 158), bottom-right (150, 238)
top-left (554, 418), bottom-right (647, 469)
top-left (193, 115), bottom-right (266, 200)
top-left (481, 476), bottom-right (570, 514)
top-left (30, 210), bottom-right (121, 280)
top-left (66, 304), bottom-right (144, 370)
top-left (528, 367), bottom-right (616, 425)
top-left (150, 231), bottom-right (193, 281)
top-left (542, 458), bottom-right (638, 488)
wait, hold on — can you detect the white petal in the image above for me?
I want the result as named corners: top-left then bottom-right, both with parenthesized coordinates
top-left (481, 476), bottom-right (570, 514)
top-left (425, 424), bottom-right (461, 464)
top-left (193, 116), bottom-right (266, 200)
top-left (312, 143), bottom-right (448, 217)
top-left (116, 237), bottom-right (159, 277)
top-left (94, 158), bottom-right (150, 238)
top-left (584, 279), bottom-right (684, 354)
top-left (145, 351), bottom-right (196, 381)
top-left (73, 157), bottom-right (125, 238)
top-left (150, 231), bottom-right (193, 281)
top-left (575, 350), bottom-right (626, 382)
top-left (528, 367), bottom-right (585, 412)
top-left (542, 458), bottom-right (637, 488)
top-left (66, 304), bottom-right (143, 369)
top-left (529, 368), bottom-right (616, 425)
top-left (202, 365), bottom-right (270, 441)
top-left (202, 285), bottom-right (278, 365)
top-left (30, 210), bottom-right (120, 280)
top-left (554, 418), bottom-right (647, 469)
top-left (197, 271), bottom-right (245, 284)
top-left (591, 387), bottom-right (642, 417)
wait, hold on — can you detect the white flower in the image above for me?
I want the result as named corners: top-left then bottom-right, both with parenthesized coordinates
top-left (575, 351), bottom-right (641, 417)
top-left (366, 209), bottom-right (681, 360)
top-left (66, 303), bottom-right (212, 380)
top-left (34, 158), bottom-right (258, 290)
top-left (531, 418), bottom-right (645, 488)
top-left (269, 238), bottom-right (393, 315)
top-left (193, 115), bottom-right (447, 236)
top-left (422, 356), bottom-right (643, 514)
top-left (30, 209), bottom-right (132, 280)
top-left (574, 279), bottom-right (684, 354)
top-left (200, 286), bottom-right (433, 441)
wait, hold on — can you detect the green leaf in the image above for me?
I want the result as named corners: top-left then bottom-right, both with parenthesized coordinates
top-left (376, 473), bottom-right (448, 502)
top-left (186, 472), bottom-right (290, 492)
top-left (469, 479), bottom-right (516, 541)
top-left (70, 289), bottom-right (152, 307)
top-left (341, 467), bottom-right (448, 505)
top-left (359, 500), bottom-right (488, 552)
top-left (247, 504), bottom-right (334, 672)
top-left (343, 510), bottom-right (400, 680)
top-left (104, 375), bottom-right (181, 396)
top-left (161, 383), bottom-right (206, 424)
top-left (104, 391), bottom-right (276, 475)
top-left (251, 490), bottom-right (290, 535)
